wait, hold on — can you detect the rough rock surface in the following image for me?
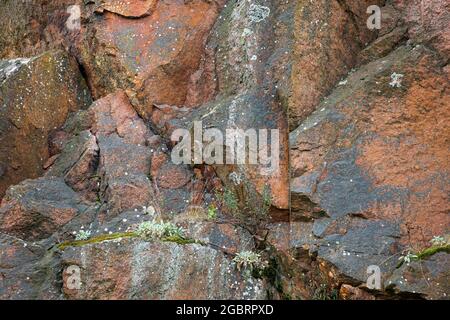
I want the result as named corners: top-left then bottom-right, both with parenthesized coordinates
top-left (0, 88), bottom-right (270, 299)
top-left (62, 239), bottom-right (266, 300)
top-left (0, 50), bottom-right (91, 198)
top-left (287, 0), bottom-right (450, 300)
top-left (0, 177), bottom-right (88, 242)
top-left (0, 0), bottom-right (448, 301)
top-left (77, 0), bottom-right (227, 115)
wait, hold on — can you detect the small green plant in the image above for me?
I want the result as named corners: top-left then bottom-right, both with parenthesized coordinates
top-left (430, 235), bottom-right (446, 246)
top-left (233, 251), bottom-right (268, 275)
top-left (136, 221), bottom-right (184, 240)
top-left (207, 204), bottom-right (218, 220)
top-left (261, 185), bottom-right (272, 213)
top-left (75, 230), bottom-right (92, 241)
top-left (398, 251), bottom-right (418, 265)
top-left (313, 284), bottom-right (339, 300)
top-left (223, 188), bottom-right (239, 213)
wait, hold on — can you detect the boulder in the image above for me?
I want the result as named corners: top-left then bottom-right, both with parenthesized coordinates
top-left (0, 177), bottom-right (88, 241)
top-left (0, 50), bottom-right (91, 198)
top-left (288, 44), bottom-right (450, 299)
top-left (0, 234), bottom-right (62, 300)
top-left (76, 0), bottom-right (227, 117)
top-left (61, 238), bottom-right (267, 300)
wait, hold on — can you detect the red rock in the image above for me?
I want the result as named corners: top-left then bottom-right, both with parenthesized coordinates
top-left (61, 238), bottom-right (267, 300)
top-left (156, 163), bottom-right (192, 189)
top-left (77, 0), bottom-right (226, 119)
top-left (289, 44), bottom-right (450, 298)
top-left (0, 177), bottom-right (87, 241)
top-left (394, 0), bottom-right (450, 58)
top-left (95, 0), bottom-right (158, 18)
top-left (340, 284), bottom-right (376, 300)
top-left (289, 0), bottom-right (385, 127)
top-left (46, 131), bottom-right (100, 201)
top-left (90, 91), bottom-right (151, 146)
top-left (0, 50), bottom-right (91, 199)
top-left (0, 234), bottom-right (62, 299)
top-left (48, 131), bottom-right (71, 156)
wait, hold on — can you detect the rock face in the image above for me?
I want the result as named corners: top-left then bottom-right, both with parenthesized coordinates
top-left (77, 0), bottom-right (227, 115)
top-left (0, 0), bottom-right (449, 301)
top-left (0, 177), bottom-right (88, 242)
top-left (0, 0), bottom-right (83, 59)
top-left (287, 0), bottom-right (450, 300)
top-left (0, 50), bottom-right (91, 198)
top-left (61, 239), bottom-right (266, 300)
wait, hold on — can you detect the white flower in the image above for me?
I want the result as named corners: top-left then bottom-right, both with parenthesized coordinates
top-left (233, 251), bottom-right (268, 272)
top-left (135, 221), bottom-right (184, 240)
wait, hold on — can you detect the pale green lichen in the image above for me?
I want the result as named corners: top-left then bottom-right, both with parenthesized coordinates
top-left (75, 230), bottom-right (92, 241)
top-left (233, 251), bottom-right (268, 273)
top-left (135, 221), bottom-right (184, 240)
top-left (430, 236), bottom-right (446, 247)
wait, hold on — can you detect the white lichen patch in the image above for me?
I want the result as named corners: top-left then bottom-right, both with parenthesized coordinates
top-left (135, 220), bottom-right (184, 240)
top-left (75, 230), bottom-right (92, 241)
top-left (0, 58), bottom-right (32, 85)
top-left (248, 4), bottom-right (271, 23)
top-left (389, 72), bottom-right (404, 88)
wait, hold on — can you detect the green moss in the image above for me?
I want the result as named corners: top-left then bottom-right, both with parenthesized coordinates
top-left (417, 244), bottom-right (450, 259)
top-left (162, 235), bottom-right (203, 245)
top-left (57, 232), bottom-right (137, 250)
top-left (57, 231), bottom-right (204, 250)
top-left (397, 244), bottom-right (450, 268)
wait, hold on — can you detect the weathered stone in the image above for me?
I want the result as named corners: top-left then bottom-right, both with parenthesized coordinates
top-left (175, 0), bottom-right (292, 210)
top-left (46, 131), bottom-right (100, 201)
top-left (386, 252), bottom-right (450, 300)
top-left (0, 0), bottom-right (83, 59)
top-left (76, 0), bottom-right (226, 116)
top-left (0, 177), bottom-right (88, 241)
top-left (0, 234), bottom-right (62, 300)
top-left (340, 284), bottom-right (376, 300)
top-left (0, 50), bottom-right (91, 198)
top-left (95, 0), bottom-right (158, 18)
top-left (289, 44), bottom-right (450, 298)
top-left (90, 91), bottom-right (152, 146)
top-left (61, 238), bottom-right (267, 300)
top-left (288, 0), bottom-right (385, 127)
top-left (156, 163), bottom-right (192, 189)
top-left (393, 0), bottom-right (450, 59)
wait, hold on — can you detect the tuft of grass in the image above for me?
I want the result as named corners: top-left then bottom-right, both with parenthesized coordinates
top-left (416, 243), bottom-right (450, 259)
top-left (58, 222), bottom-right (203, 250)
top-left (207, 204), bottom-right (218, 220)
